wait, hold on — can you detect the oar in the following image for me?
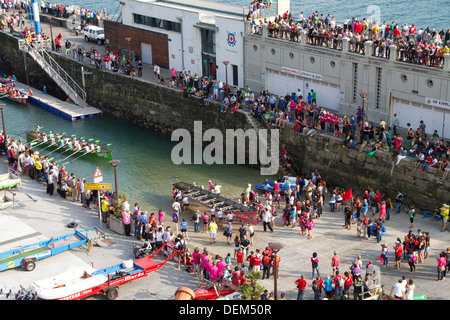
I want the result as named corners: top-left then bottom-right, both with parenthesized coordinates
top-left (43, 143), bottom-right (69, 157)
top-left (60, 148), bottom-right (80, 162)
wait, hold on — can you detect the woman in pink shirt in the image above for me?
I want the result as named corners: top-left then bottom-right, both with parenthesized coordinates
top-left (379, 201), bottom-right (387, 222)
top-left (122, 210), bottom-right (131, 236)
top-left (437, 252), bottom-right (447, 281)
top-left (209, 261), bottom-right (219, 281)
top-left (192, 247), bottom-right (202, 275)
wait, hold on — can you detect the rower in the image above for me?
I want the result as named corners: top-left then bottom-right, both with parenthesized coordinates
top-left (89, 142), bottom-right (95, 151)
top-left (83, 144), bottom-right (90, 153)
top-left (96, 144), bottom-right (101, 153)
top-left (42, 134), bottom-right (48, 143)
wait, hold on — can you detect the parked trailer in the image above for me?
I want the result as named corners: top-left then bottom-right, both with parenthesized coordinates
top-left (30, 243), bottom-right (180, 300)
top-left (0, 226), bottom-right (104, 272)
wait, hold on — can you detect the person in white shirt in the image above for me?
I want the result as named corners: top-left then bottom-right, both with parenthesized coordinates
top-left (390, 279), bottom-right (406, 299)
top-left (263, 207), bottom-right (273, 232)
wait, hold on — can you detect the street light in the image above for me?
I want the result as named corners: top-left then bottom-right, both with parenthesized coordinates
top-left (125, 37), bottom-right (131, 60)
top-left (0, 104), bottom-right (5, 137)
top-left (223, 61), bottom-right (230, 98)
top-left (108, 160), bottom-right (120, 199)
top-left (359, 92), bottom-right (368, 143)
top-left (49, 17), bottom-right (55, 51)
top-left (268, 242), bottom-right (283, 300)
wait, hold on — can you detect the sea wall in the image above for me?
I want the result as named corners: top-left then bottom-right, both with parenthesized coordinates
top-left (0, 31), bottom-right (448, 212)
top-left (279, 126), bottom-right (449, 212)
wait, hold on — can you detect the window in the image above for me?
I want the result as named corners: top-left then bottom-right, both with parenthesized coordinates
top-left (133, 14), bottom-right (181, 33)
top-left (201, 29), bottom-right (216, 54)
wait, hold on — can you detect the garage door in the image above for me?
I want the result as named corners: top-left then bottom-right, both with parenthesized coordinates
top-left (267, 71), bottom-right (340, 111)
top-left (268, 71), bottom-right (303, 98)
top-left (140, 42), bottom-right (153, 65)
top-left (393, 98), bottom-right (449, 139)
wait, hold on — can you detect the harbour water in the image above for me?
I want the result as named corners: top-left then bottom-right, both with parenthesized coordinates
top-left (0, 91), bottom-right (269, 213)
top-left (68, 0), bottom-right (448, 32)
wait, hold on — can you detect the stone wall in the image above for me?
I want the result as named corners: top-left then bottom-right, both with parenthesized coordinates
top-left (279, 124), bottom-right (449, 212)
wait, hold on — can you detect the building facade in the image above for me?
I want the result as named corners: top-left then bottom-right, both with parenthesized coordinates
top-left (244, 23), bottom-right (450, 138)
top-left (108, 0), bottom-right (250, 87)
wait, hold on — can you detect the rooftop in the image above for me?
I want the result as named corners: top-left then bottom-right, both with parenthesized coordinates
top-left (128, 0), bottom-right (249, 20)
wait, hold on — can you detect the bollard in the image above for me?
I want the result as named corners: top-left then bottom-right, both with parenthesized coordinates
top-left (174, 286), bottom-right (195, 300)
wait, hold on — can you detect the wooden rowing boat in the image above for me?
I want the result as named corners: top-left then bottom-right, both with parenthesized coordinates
top-left (0, 84), bottom-right (27, 104)
top-left (5, 94), bottom-right (28, 105)
top-left (26, 131), bottom-right (113, 161)
top-left (171, 180), bottom-right (259, 225)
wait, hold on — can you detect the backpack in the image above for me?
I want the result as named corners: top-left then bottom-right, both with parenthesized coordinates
top-left (312, 280), bottom-right (319, 291)
top-left (192, 212), bottom-right (198, 221)
top-left (337, 276), bottom-right (344, 287)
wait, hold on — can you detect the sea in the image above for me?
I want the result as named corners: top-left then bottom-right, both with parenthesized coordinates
top-left (67, 0), bottom-right (449, 31)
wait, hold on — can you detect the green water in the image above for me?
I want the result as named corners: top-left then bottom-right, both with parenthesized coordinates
top-left (1, 88), bottom-right (269, 213)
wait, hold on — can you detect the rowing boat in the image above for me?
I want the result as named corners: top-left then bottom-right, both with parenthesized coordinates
top-left (26, 131), bottom-right (113, 161)
top-left (5, 94), bottom-right (28, 105)
top-left (171, 180), bottom-right (259, 225)
top-left (0, 84), bottom-right (27, 104)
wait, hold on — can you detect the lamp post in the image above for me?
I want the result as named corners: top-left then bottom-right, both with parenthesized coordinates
top-left (108, 160), bottom-right (120, 199)
top-left (223, 61), bottom-right (230, 98)
top-left (268, 242), bottom-right (283, 300)
top-left (125, 37), bottom-right (131, 59)
top-left (0, 104), bottom-right (5, 137)
top-left (359, 92), bottom-right (368, 143)
top-left (49, 17), bottom-right (55, 51)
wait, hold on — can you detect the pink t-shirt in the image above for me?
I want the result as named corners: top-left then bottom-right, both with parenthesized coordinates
top-left (158, 211), bottom-right (164, 222)
top-left (192, 252), bottom-right (201, 265)
top-left (122, 211), bottom-right (130, 225)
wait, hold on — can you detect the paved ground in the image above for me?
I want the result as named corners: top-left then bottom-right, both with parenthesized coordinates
top-left (0, 156), bottom-right (449, 301)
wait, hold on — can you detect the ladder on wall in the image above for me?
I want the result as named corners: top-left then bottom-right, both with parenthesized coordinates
top-left (18, 39), bottom-right (88, 107)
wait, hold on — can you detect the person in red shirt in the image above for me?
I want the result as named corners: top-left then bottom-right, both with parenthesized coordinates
top-left (409, 24), bottom-right (416, 41)
top-left (261, 252), bottom-right (272, 279)
top-left (394, 240), bottom-right (403, 269)
top-left (333, 270), bottom-right (344, 299)
top-left (312, 275), bottom-right (324, 300)
top-left (253, 255), bottom-right (262, 272)
top-left (343, 271), bottom-right (353, 298)
top-left (295, 275), bottom-right (307, 300)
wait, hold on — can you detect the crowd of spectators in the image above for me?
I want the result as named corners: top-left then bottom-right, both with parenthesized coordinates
top-left (249, 4), bottom-right (449, 68)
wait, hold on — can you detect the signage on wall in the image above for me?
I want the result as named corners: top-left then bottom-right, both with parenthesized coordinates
top-left (227, 31), bottom-right (236, 47)
top-left (281, 66), bottom-right (322, 81)
top-left (425, 97), bottom-right (450, 110)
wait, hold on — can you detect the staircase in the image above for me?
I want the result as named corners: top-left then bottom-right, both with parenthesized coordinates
top-left (242, 109), bottom-right (300, 175)
top-left (18, 39), bottom-right (87, 107)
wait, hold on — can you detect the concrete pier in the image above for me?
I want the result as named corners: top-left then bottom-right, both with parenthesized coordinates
top-left (15, 81), bottom-right (102, 121)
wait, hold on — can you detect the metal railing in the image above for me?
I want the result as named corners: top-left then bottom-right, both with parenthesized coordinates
top-left (18, 39), bottom-right (87, 105)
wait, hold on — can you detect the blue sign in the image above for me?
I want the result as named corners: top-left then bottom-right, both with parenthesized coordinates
top-left (227, 31), bottom-right (236, 47)
top-left (172, 212), bottom-right (179, 223)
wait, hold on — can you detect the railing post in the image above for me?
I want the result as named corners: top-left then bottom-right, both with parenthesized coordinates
top-left (299, 29), bottom-right (306, 46)
top-left (364, 40), bottom-right (373, 57)
top-left (342, 37), bottom-right (349, 53)
top-left (443, 53), bottom-right (450, 71)
top-left (389, 45), bottom-right (397, 62)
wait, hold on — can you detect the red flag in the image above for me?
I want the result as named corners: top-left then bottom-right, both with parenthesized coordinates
top-left (341, 189), bottom-right (352, 201)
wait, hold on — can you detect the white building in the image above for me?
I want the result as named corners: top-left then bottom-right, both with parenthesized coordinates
top-left (120, 0), bottom-right (250, 87)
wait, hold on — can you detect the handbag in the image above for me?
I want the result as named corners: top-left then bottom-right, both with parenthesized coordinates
top-left (439, 265), bottom-right (446, 272)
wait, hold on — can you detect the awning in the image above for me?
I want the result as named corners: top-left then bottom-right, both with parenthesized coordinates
top-left (193, 23), bottom-right (219, 32)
